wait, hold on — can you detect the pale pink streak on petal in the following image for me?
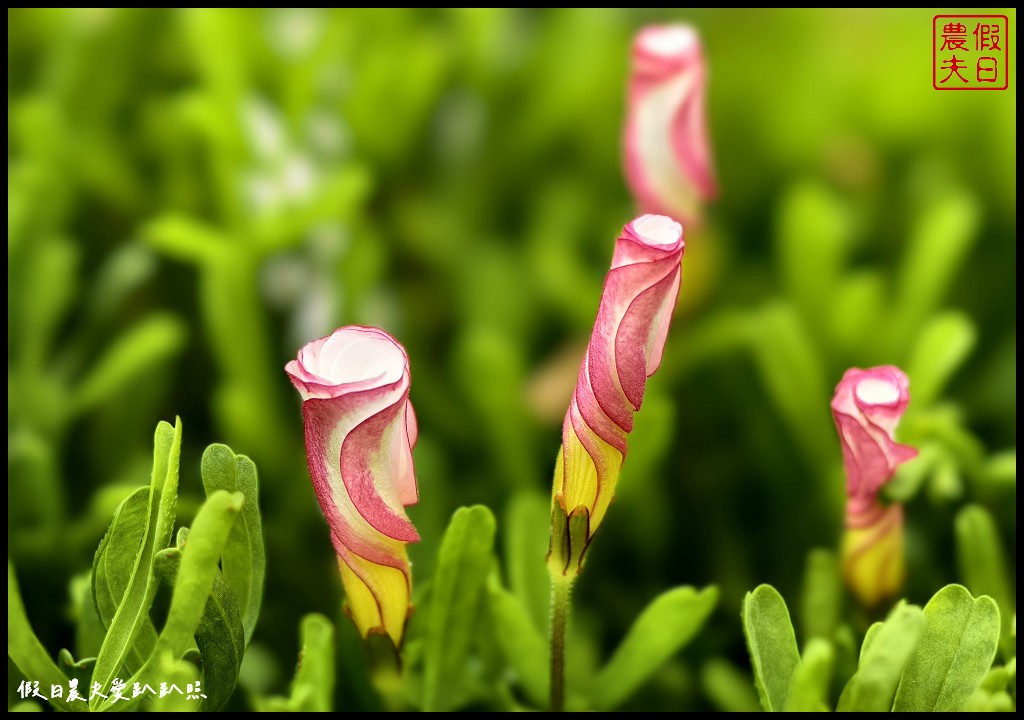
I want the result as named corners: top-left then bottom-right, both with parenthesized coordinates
top-left (395, 403), bottom-right (419, 505)
top-left (340, 398), bottom-right (420, 542)
top-left (614, 267), bottom-right (681, 410)
top-left (300, 396), bottom-right (411, 573)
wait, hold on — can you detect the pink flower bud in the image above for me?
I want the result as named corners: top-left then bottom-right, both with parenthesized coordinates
top-left (287, 326), bottom-right (419, 646)
top-left (624, 24), bottom-right (717, 227)
top-left (831, 366), bottom-right (918, 606)
top-left (550, 215), bottom-right (684, 577)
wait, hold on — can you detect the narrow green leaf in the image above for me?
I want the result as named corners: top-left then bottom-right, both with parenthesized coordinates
top-left (982, 450), bottom-right (1016, 490)
top-left (95, 488), bottom-right (243, 712)
top-left (154, 547), bottom-right (245, 711)
top-left (829, 272), bottom-right (885, 358)
top-left (830, 624), bottom-right (858, 703)
top-left (144, 214), bottom-right (232, 265)
top-left (91, 418), bottom-right (182, 710)
top-left (701, 659), bottom-right (762, 713)
top-left (594, 586), bottom-right (719, 710)
top-left (742, 584), bottom-right (801, 712)
top-left (800, 549), bottom-right (841, 642)
top-left (485, 580), bottom-right (548, 708)
top-left (784, 638), bottom-right (834, 712)
top-left (503, 491), bottom-right (552, 634)
top-left (8, 431), bottom-right (63, 561)
top-left (288, 614), bottom-right (336, 712)
top-left (893, 584), bottom-right (1000, 711)
top-left (892, 192), bottom-right (978, 354)
top-left (69, 572), bottom-right (105, 661)
top-left (150, 490), bottom-right (244, 667)
top-left (73, 314), bottom-right (187, 414)
top-left (16, 236), bottom-right (78, 373)
top-left (776, 181), bottom-right (851, 336)
top-left (7, 561), bottom-right (73, 712)
top-left (904, 311), bottom-right (976, 409)
top-left (91, 486), bottom-right (158, 671)
top-left (838, 603), bottom-right (924, 712)
top-left (955, 505), bottom-right (1014, 653)
top-left (422, 505), bottom-right (497, 712)
top-left (200, 444), bottom-right (265, 646)
top-left (747, 302), bottom-right (833, 475)
top-left (858, 621), bottom-right (883, 663)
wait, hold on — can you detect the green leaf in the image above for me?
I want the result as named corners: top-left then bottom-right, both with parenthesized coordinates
top-left (7, 561), bottom-right (73, 712)
top-left (69, 572), bottom-right (105, 661)
top-left (776, 181), bottom-right (851, 336)
top-left (148, 651), bottom-right (202, 712)
top-left (422, 505), bottom-right (497, 712)
top-left (154, 547), bottom-right (245, 711)
top-left (892, 191), bottom-right (979, 355)
top-left (91, 486), bottom-right (158, 672)
top-left (799, 549), bottom-right (841, 642)
top-left (893, 584), bottom-right (1000, 711)
top-left (837, 602), bottom-right (924, 712)
top-left (503, 491), bottom-right (551, 634)
top-left (150, 490), bottom-right (244, 667)
top-left (7, 431), bottom-right (64, 559)
top-left (830, 624), bottom-right (859, 702)
top-left (747, 302), bottom-right (833, 475)
top-left (963, 688), bottom-right (1015, 712)
top-left (144, 214), bottom-right (233, 265)
top-left (16, 236), bottom-right (78, 373)
top-left (742, 584), bottom-right (801, 712)
top-left (593, 586), bottom-right (719, 710)
top-left (904, 311), bottom-right (976, 409)
top-left (484, 580), bottom-right (548, 708)
top-left (829, 272), bottom-right (885, 358)
top-left (287, 614), bottom-right (336, 712)
top-left (9, 701), bottom-right (44, 712)
top-left (200, 444), bottom-right (265, 646)
top-left (90, 418), bottom-right (182, 710)
top-left (980, 665), bottom-right (1011, 693)
top-left (955, 505), bottom-right (1015, 653)
top-left (784, 638), bottom-right (834, 712)
top-left (701, 660), bottom-right (762, 713)
top-left (95, 488), bottom-right (243, 712)
top-left (73, 314), bottom-right (187, 414)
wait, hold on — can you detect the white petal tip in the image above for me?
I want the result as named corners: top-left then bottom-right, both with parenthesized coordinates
top-left (630, 214), bottom-right (684, 247)
top-left (855, 376), bottom-right (901, 405)
top-left (637, 25), bottom-right (699, 58)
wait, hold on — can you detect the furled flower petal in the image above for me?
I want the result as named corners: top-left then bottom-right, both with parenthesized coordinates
top-left (286, 325), bottom-right (419, 646)
top-left (549, 214), bottom-right (684, 577)
top-left (624, 24), bottom-right (716, 228)
top-left (831, 365), bottom-right (917, 606)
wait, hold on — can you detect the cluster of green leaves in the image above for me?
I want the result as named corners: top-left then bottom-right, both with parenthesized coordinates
top-left (741, 554), bottom-right (1015, 712)
top-left (8, 420), bottom-right (267, 712)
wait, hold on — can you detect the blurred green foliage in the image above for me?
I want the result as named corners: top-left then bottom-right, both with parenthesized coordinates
top-left (7, 8), bottom-right (1016, 711)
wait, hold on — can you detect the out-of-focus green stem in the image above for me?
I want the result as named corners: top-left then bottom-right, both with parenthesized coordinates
top-left (549, 572), bottom-right (573, 712)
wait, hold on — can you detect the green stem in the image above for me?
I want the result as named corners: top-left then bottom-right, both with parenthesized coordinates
top-left (549, 573), bottom-right (573, 712)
